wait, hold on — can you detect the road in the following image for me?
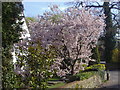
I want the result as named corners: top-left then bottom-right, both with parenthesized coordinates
top-left (99, 70), bottom-right (120, 89)
top-left (99, 63), bottom-right (120, 89)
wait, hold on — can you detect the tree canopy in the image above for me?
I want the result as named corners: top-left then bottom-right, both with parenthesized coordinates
top-left (26, 5), bottom-right (105, 77)
top-left (70, 1), bottom-right (120, 62)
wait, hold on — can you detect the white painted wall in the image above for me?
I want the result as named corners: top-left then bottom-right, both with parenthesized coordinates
top-left (12, 13), bottom-right (31, 63)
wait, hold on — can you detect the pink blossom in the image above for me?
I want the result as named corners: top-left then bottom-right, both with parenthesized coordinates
top-left (27, 6), bottom-right (105, 76)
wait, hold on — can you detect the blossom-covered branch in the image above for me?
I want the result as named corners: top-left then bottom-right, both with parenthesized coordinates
top-left (27, 5), bottom-right (105, 77)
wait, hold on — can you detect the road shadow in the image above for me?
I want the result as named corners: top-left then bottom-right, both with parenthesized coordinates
top-left (98, 84), bottom-right (120, 89)
top-left (106, 63), bottom-right (120, 71)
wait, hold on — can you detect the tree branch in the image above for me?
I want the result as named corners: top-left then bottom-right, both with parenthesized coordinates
top-left (111, 12), bottom-right (119, 27)
top-left (111, 7), bottom-right (120, 10)
top-left (110, 3), bottom-right (117, 9)
top-left (86, 5), bottom-right (103, 8)
top-left (95, 1), bottom-right (101, 6)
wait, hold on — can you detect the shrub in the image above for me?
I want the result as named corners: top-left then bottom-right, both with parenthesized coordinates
top-left (75, 71), bottom-right (97, 80)
top-left (67, 71), bottom-right (97, 82)
top-left (67, 64), bottom-right (106, 83)
top-left (88, 61), bottom-right (98, 67)
top-left (85, 64), bottom-right (106, 71)
top-left (15, 41), bottom-right (57, 88)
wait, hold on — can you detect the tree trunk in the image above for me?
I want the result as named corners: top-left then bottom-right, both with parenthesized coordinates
top-left (71, 64), bottom-right (74, 75)
top-left (103, 2), bottom-right (116, 62)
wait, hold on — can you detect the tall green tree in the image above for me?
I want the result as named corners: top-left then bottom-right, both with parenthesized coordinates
top-left (103, 2), bottom-right (116, 62)
top-left (2, 2), bottom-right (24, 88)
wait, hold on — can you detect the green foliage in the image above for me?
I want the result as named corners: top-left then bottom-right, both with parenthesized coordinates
top-left (2, 58), bottom-right (23, 88)
top-left (74, 71), bottom-right (97, 80)
top-left (112, 48), bottom-right (120, 62)
top-left (49, 14), bottom-right (62, 23)
top-left (68, 71), bottom-right (97, 82)
top-left (85, 64), bottom-right (106, 71)
top-left (91, 46), bottom-right (101, 63)
top-left (103, 2), bottom-right (117, 62)
top-left (16, 41), bottom-right (57, 88)
top-left (2, 2), bottom-right (24, 49)
top-left (66, 64), bottom-right (106, 83)
top-left (48, 77), bottom-right (60, 81)
top-left (97, 70), bottom-right (105, 81)
top-left (67, 70), bottom-right (106, 83)
top-left (82, 64), bottom-right (87, 68)
top-left (75, 84), bottom-right (79, 89)
top-left (47, 82), bottom-right (65, 88)
top-left (2, 2), bottom-right (24, 88)
top-left (25, 17), bottom-right (37, 24)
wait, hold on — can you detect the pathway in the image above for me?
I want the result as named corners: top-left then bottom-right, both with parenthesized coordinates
top-left (99, 63), bottom-right (120, 89)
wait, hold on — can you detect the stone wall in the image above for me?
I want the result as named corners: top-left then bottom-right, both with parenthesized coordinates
top-left (58, 72), bottom-right (107, 89)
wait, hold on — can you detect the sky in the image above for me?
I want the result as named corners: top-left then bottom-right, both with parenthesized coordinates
top-left (22, 0), bottom-right (105, 17)
top-left (22, 0), bottom-right (117, 17)
top-left (22, 2), bottom-right (70, 17)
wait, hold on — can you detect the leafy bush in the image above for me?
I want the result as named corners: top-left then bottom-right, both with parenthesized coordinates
top-left (16, 41), bottom-right (57, 88)
top-left (66, 64), bottom-right (106, 83)
top-left (67, 71), bottom-right (97, 82)
top-left (75, 71), bottom-right (97, 80)
top-left (85, 64), bottom-right (106, 71)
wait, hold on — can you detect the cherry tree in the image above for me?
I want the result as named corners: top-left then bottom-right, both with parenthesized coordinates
top-left (28, 5), bottom-right (105, 77)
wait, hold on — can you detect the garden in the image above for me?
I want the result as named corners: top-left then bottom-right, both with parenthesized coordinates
top-left (1, 1), bottom-right (120, 89)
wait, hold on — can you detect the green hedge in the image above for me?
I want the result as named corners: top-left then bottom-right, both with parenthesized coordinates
top-left (85, 64), bottom-right (106, 71)
top-left (67, 64), bottom-right (106, 82)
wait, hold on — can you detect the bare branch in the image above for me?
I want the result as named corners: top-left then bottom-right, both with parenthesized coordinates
top-left (94, 1), bottom-right (102, 6)
top-left (110, 3), bottom-right (117, 9)
top-left (86, 5), bottom-right (103, 8)
top-left (111, 7), bottom-right (120, 10)
top-left (111, 12), bottom-right (120, 28)
top-left (74, 1), bottom-right (83, 8)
